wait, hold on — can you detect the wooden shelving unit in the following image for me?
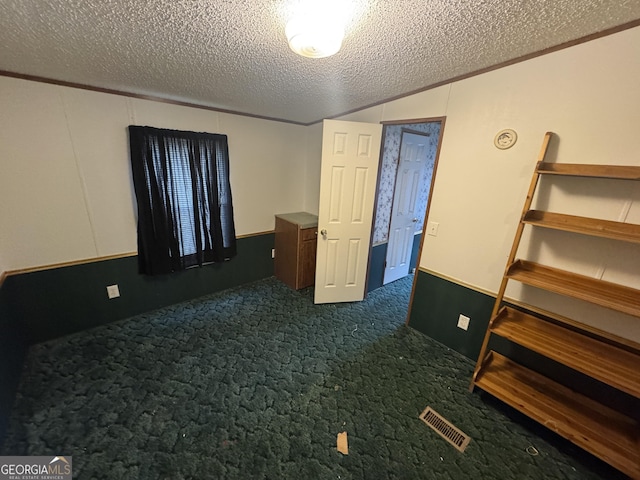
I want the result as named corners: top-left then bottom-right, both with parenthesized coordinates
top-left (522, 210), bottom-right (640, 244)
top-left (471, 132), bottom-right (640, 479)
top-left (506, 260), bottom-right (640, 317)
top-left (536, 162), bottom-right (640, 179)
top-left (475, 352), bottom-right (640, 479)
top-left (489, 306), bottom-right (640, 397)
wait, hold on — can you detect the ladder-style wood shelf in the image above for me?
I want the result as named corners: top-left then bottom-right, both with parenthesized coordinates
top-left (489, 306), bottom-right (640, 398)
top-left (506, 260), bottom-right (640, 317)
top-left (475, 352), bottom-right (640, 480)
top-left (536, 162), bottom-right (640, 179)
top-left (522, 210), bottom-right (640, 244)
top-left (471, 132), bottom-right (640, 479)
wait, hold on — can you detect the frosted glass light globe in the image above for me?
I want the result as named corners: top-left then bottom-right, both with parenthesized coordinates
top-left (286, 15), bottom-right (344, 58)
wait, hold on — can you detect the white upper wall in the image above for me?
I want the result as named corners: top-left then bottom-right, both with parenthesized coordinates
top-left (303, 122), bottom-right (323, 215)
top-left (0, 80), bottom-right (99, 267)
top-left (320, 26), bottom-right (640, 341)
top-left (422, 26), bottom-right (640, 288)
top-left (0, 76), bottom-right (309, 271)
top-left (218, 113), bottom-right (307, 235)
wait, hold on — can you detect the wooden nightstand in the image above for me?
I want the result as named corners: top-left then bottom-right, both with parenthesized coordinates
top-left (274, 212), bottom-right (318, 290)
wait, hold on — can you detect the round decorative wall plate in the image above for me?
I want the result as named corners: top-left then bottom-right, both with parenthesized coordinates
top-left (494, 129), bottom-right (518, 149)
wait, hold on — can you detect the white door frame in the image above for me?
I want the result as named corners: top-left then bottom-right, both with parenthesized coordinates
top-left (402, 117), bottom-right (446, 322)
top-left (363, 117), bottom-right (446, 310)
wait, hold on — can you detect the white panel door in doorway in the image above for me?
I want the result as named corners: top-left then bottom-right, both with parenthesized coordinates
top-left (383, 131), bottom-right (430, 285)
top-left (314, 119), bottom-right (383, 304)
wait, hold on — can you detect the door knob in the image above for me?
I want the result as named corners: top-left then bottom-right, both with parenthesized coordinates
top-left (412, 218), bottom-right (418, 223)
top-left (320, 229), bottom-right (327, 237)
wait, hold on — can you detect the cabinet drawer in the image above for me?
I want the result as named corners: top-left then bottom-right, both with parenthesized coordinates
top-left (300, 227), bottom-right (317, 241)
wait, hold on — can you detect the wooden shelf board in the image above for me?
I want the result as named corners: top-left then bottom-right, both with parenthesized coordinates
top-left (506, 299), bottom-right (640, 353)
top-left (491, 307), bottom-right (640, 398)
top-left (507, 260), bottom-right (640, 317)
top-left (523, 210), bottom-right (640, 244)
top-left (537, 162), bottom-right (640, 180)
top-left (474, 351), bottom-right (640, 479)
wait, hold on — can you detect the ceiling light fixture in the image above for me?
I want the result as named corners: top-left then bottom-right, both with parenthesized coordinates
top-left (285, 9), bottom-right (345, 58)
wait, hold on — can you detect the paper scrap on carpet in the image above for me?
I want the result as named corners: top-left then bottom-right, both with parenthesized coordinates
top-left (337, 431), bottom-right (349, 455)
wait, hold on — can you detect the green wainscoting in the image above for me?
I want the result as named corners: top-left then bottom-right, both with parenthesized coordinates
top-left (4, 233), bottom-right (275, 345)
top-left (0, 233), bottom-right (274, 444)
top-left (407, 270), bottom-right (640, 419)
top-left (367, 243), bottom-right (387, 293)
top-left (409, 234), bottom-right (421, 272)
top-left (0, 284), bottom-right (28, 444)
top-left (367, 234), bottom-right (421, 294)
top-left (407, 269), bottom-right (494, 360)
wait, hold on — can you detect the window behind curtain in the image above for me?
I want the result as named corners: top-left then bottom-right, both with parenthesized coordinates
top-left (128, 126), bottom-right (237, 275)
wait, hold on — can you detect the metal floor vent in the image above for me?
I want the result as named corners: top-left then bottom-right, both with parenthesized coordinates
top-left (419, 406), bottom-right (471, 453)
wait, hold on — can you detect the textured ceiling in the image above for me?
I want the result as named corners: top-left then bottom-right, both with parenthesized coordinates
top-left (1, 0), bottom-right (639, 125)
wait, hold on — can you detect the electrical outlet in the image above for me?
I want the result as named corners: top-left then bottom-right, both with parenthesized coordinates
top-left (107, 284), bottom-right (120, 299)
top-left (427, 221), bottom-right (439, 237)
top-left (271, 248), bottom-right (275, 259)
top-left (457, 314), bottom-right (470, 331)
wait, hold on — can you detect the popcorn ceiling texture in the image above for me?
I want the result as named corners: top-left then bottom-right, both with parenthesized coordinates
top-left (0, 0), bottom-right (639, 124)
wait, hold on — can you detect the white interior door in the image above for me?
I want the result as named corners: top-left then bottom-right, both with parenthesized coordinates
top-left (314, 119), bottom-right (383, 304)
top-left (383, 131), bottom-right (430, 285)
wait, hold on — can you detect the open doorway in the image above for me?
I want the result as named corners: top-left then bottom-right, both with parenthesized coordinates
top-left (383, 129), bottom-right (432, 285)
top-left (367, 117), bottom-right (445, 292)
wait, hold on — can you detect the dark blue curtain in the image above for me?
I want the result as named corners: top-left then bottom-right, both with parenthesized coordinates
top-left (129, 126), bottom-right (237, 275)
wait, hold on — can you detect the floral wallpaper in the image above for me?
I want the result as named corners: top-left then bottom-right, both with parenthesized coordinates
top-left (372, 121), bottom-right (441, 245)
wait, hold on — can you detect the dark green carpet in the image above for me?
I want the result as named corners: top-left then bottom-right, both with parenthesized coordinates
top-left (1, 276), bottom-right (625, 479)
